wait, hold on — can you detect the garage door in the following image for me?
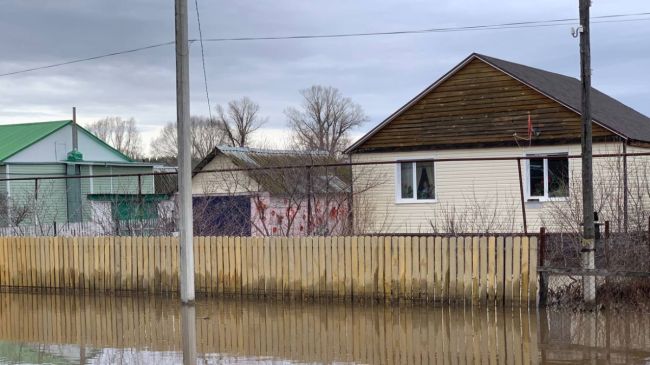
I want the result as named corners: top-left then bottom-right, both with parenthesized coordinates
top-left (193, 195), bottom-right (251, 236)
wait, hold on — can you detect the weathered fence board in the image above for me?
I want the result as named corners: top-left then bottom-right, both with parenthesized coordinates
top-left (0, 235), bottom-right (538, 306)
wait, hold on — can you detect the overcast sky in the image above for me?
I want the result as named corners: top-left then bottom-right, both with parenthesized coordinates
top-left (1, 1), bottom-right (649, 154)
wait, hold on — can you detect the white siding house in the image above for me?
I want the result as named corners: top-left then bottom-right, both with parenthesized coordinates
top-left (347, 54), bottom-right (650, 234)
top-left (0, 120), bottom-right (158, 234)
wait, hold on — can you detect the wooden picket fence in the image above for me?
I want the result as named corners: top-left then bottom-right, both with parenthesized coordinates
top-left (0, 235), bottom-right (538, 306)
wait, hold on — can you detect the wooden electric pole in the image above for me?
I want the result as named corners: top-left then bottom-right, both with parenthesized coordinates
top-left (579, 0), bottom-right (596, 303)
top-left (175, 0), bottom-right (195, 303)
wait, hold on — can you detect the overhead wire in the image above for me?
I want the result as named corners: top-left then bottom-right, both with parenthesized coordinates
top-left (201, 12), bottom-right (650, 42)
top-left (194, 0), bottom-right (214, 120)
top-left (0, 11), bottom-right (649, 78)
top-left (0, 41), bottom-right (175, 77)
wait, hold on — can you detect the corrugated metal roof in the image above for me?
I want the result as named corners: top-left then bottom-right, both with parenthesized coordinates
top-left (0, 120), bottom-right (71, 162)
top-left (218, 146), bottom-right (329, 168)
top-left (0, 120), bottom-right (136, 163)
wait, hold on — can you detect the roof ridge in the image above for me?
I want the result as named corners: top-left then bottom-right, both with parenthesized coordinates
top-left (0, 120), bottom-right (71, 127)
top-left (217, 145), bottom-right (328, 155)
top-left (473, 53), bottom-right (580, 82)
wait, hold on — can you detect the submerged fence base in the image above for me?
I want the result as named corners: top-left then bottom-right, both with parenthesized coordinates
top-left (0, 235), bottom-right (538, 306)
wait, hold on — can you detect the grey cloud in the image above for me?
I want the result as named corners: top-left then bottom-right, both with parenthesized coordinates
top-left (0, 0), bottom-right (648, 150)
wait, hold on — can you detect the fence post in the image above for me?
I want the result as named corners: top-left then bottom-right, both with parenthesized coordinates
top-left (307, 166), bottom-right (312, 235)
top-left (538, 227), bottom-right (547, 306)
top-left (647, 216), bottom-right (650, 254)
top-left (137, 174), bottom-right (143, 234)
top-left (604, 220), bottom-right (610, 268)
top-left (347, 155), bottom-right (355, 235)
top-left (516, 158), bottom-right (528, 235)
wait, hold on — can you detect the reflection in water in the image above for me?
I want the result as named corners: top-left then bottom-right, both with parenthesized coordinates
top-left (181, 304), bottom-right (197, 365)
top-left (0, 292), bottom-right (648, 364)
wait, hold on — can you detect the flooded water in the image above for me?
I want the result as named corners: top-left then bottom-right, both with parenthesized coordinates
top-left (0, 292), bottom-right (648, 364)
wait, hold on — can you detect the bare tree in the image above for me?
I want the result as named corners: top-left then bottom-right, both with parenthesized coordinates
top-left (149, 116), bottom-right (227, 164)
top-left (216, 97), bottom-right (266, 147)
top-left (149, 122), bottom-right (177, 161)
top-left (285, 85), bottom-right (368, 156)
top-left (86, 117), bottom-right (143, 159)
top-left (192, 116), bottom-right (228, 159)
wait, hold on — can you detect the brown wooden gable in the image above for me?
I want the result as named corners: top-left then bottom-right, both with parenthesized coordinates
top-left (353, 58), bottom-right (616, 153)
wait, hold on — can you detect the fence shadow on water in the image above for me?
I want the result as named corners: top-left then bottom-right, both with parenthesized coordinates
top-left (0, 292), bottom-right (648, 364)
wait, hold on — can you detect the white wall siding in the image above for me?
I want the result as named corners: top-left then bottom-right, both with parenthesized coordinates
top-left (352, 142), bottom-right (645, 234)
top-left (192, 155), bottom-right (258, 196)
top-left (6, 125), bottom-right (129, 163)
top-left (2, 164), bottom-right (68, 225)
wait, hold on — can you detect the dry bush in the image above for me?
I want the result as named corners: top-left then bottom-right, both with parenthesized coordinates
top-left (541, 152), bottom-right (650, 306)
top-left (542, 153), bottom-right (650, 271)
top-left (428, 189), bottom-right (518, 234)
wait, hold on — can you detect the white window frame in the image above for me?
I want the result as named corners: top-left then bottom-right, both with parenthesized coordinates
top-left (525, 153), bottom-right (569, 202)
top-left (395, 159), bottom-right (437, 204)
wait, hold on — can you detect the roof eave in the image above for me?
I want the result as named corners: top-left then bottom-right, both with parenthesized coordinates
top-left (192, 146), bottom-right (224, 176)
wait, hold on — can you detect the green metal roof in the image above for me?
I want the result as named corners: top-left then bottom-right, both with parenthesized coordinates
top-left (0, 120), bottom-right (134, 163)
top-left (0, 120), bottom-right (71, 162)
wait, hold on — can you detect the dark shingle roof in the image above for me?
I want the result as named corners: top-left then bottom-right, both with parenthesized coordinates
top-left (475, 53), bottom-right (650, 142)
top-left (346, 53), bottom-right (650, 153)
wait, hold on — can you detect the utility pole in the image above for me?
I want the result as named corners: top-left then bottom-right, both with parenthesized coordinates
top-left (181, 305), bottom-right (198, 365)
top-left (579, 0), bottom-right (596, 304)
top-left (175, 0), bottom-right (195, 303)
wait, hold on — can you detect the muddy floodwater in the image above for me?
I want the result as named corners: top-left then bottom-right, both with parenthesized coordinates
top-left (0, 293), bottom-right (648, 364)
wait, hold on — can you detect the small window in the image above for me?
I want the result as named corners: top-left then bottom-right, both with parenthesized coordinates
top-left (527, 155), bottom-right (569, 200)
top-left (397, 160), bottom-right (435, 201)
top-left (548, 158), bottom-right (569, 198)
top-left (113, 201), bottom-right (158, 220)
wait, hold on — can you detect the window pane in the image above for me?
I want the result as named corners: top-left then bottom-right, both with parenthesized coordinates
top-left (400, 162), bottom-right (414, 199)
top-left (548, 158), bottom-right (569, 197)
top-left (416, 161), bottom-right (435, 200)
top-left (113, 201), bottom-right (157, 220)
top-left (529, 158), bottom-right (544, 197)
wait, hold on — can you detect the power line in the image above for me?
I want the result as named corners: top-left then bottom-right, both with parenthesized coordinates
top-left (0, 41), bottom-right (175, 77)
top-left (201, 12), bottom-right (650, 42)
top-left (1, 11), bottom-right (649, 78)
top-left (194, 0), bottom-right (213, 120)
